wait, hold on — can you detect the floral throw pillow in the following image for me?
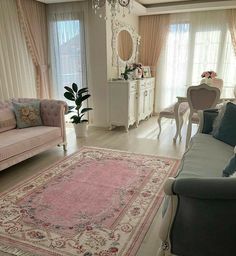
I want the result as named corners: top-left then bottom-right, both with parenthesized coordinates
top-left (13, 101), bottom-right (42, 128)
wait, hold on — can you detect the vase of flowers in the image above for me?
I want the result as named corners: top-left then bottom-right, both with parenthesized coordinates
top-left (134, 63), bottom-right (143, 79)
top-left (121, 63), bottom-right (143, 80)
top-left (201, 71), bottom-right (217, 85)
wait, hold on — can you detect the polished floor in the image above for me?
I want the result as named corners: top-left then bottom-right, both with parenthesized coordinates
top-left (0, 117), bottom-right (195, 256)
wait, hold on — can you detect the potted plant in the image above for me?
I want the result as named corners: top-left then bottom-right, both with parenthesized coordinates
top-left (64, 83), bottom-right (92, 138)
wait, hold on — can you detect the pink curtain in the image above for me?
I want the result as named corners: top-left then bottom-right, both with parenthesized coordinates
top-left (16, 0), bottom-right (50, 99)
top-left (139, 14), bottom-right (170, 77)
top-left (227, 9), bottom-right (236, 56)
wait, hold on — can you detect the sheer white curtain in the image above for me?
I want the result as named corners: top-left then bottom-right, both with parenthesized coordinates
top-left (155, 10), bottom-right (236, 112)
top-left (0, 0), bottom-right (36, 100)
top-left (47, 2), bottom-right (87, 100)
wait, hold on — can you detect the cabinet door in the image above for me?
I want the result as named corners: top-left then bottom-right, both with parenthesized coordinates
top-left (129, 91), bottom-right (137, 125)
top-left (147, 87), bottom-right (154, 115)
top-left (138, 89), bottom-right (146, 121)
top-left (144, 89), bottom-right (149, 117)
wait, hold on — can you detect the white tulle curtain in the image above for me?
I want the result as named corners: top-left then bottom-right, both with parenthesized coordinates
top-left (155, 10), bottom-right (236, 112)
top-left (0, 0), bottom-right (36, 100)
top-left (47, 2), bottom-right (87, 100)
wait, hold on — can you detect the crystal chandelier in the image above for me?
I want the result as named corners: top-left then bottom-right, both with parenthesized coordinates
top-left (92, 0), bottom-right (132, 19)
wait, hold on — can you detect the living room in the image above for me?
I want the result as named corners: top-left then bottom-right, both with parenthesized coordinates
top-left (1, 0), bottom-right (236, 255)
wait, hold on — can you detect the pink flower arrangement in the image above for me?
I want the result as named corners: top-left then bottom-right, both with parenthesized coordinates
top-left (201, 71), bottom-right (217, 79)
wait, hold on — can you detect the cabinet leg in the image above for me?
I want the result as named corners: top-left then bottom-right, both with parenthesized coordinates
top-left (63, 143), bottom-right (67, 151)
top-left (109, 125), bottom-right (114, 131)
top-left (125, 126), bottom-right (129, 133)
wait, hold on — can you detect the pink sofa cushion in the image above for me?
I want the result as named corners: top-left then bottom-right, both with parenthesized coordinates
top-left (0, 126), bottom-right (61, 162)
top-left (0, 107), bottom-right (16, 133)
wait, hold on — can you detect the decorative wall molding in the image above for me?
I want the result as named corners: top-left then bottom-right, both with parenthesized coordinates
top-left (111, 19), bottom-right (141, 67)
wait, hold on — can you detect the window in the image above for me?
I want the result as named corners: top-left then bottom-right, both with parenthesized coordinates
top-left (192, 30), bottom-right (221, 84)
top-left (156, 11), bottom-right (236, 112)
top-left (49, 12), bottom-right (87, 101)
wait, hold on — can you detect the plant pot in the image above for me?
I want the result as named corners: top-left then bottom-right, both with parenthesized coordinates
top-left (73, 122), bottom-right (88, 138)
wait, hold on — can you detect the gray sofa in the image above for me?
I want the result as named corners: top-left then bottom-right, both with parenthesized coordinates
top-left (157, 110), bottom-right (236, 256)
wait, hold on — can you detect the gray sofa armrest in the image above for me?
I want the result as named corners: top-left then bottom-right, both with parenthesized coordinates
top-left (170, 177), bottom-right (236, 256)
top-left (198, 108), bottom-right (219, 134)
top-left (173, 177), bottom-right (236, 199)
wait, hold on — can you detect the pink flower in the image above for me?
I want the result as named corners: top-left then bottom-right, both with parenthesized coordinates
top-left (210, 71), bottom-right (217, 78)
top-left (201, 70), bottom-right (217, 79)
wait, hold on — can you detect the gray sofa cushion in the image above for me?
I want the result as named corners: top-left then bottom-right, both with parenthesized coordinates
top-left (213, 102), bottom-right (236, 146)
top-left (222, 155), bottom-right (236, 177)
top-left (177, 133), bottom-right (234, 179)
top-left (201, 109), bottom-right (218, 134)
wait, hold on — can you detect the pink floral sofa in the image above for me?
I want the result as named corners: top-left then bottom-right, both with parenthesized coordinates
top-left (0, 98), bottom-right (67, 171)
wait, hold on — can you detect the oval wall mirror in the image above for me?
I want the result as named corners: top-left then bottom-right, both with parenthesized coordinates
top-left (117, 30), bottom-right (133, 62)
top-left (112, 20), bottom-right (140, 67)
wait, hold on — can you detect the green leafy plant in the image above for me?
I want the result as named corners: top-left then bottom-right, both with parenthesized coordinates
top-left (121, 64), bottom-right (136, 80)
top-left (64, 83), bottom-right (92, 124)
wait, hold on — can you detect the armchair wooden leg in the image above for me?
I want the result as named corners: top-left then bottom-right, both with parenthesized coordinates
top-left (179, 115), bottom-right (184, 141)
top-left (185, 116), bottom-right (192, 149)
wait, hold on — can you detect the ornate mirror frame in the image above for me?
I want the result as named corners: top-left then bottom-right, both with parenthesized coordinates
top-left (112, 19), bottom-right (141, 67)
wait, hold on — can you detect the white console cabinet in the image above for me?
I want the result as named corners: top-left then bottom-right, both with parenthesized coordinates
top-left (108, 78), bottom-right (155, 131)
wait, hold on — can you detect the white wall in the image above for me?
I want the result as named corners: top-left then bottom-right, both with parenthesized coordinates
top-left (87, 4), bottom-right (139, 128)
top-left (87, 7), bottom-right (108, 127)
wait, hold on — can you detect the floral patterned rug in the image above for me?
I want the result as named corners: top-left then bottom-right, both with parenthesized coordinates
top-left (0, 147), bottom-right (179, 256)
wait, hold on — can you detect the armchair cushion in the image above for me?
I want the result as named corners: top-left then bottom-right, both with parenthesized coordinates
top-left (13, 101), bottom-right (42, 128)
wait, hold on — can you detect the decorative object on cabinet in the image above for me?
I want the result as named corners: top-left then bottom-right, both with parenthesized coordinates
top-left (112, 19), bottom-right (140, 69)
top-left (143, 66), bottom-right (151, 78)
top-left (64, 83), bottom-right (92, 138)
top-left (121, 63), bottom-right (143, 80)
top-left (121, 64), bottom-right (136, 80)
top-left (108, 78), bottom-right (155, 132)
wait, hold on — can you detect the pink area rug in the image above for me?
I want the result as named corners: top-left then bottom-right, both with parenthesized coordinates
top-left (0, 147), bottom-right (179, 256)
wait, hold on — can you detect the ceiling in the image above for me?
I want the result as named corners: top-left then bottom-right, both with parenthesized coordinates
top-left (138, 0), bottom-right (194, 4)
top-left (37, 0), bottom-right (236, 15)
